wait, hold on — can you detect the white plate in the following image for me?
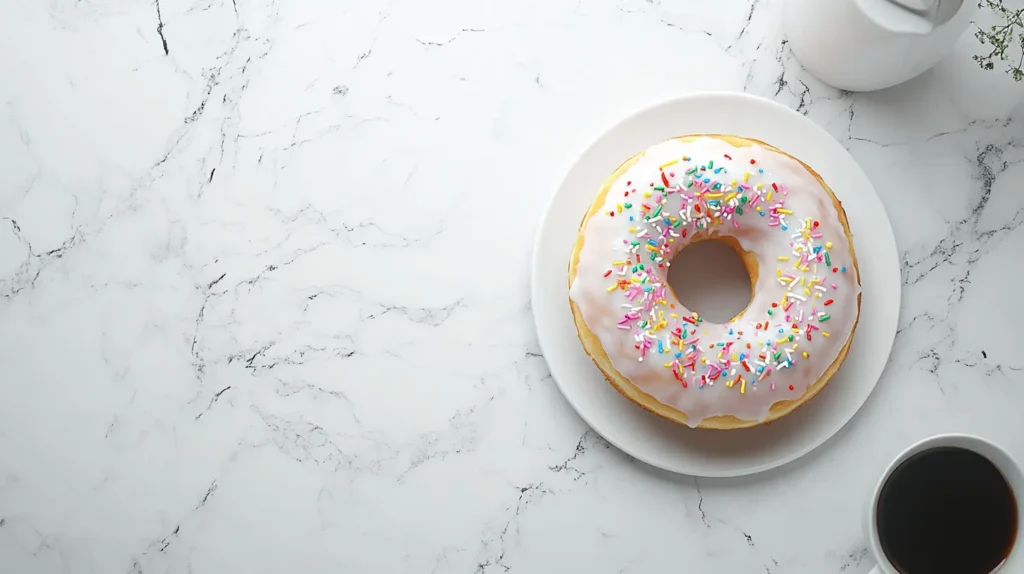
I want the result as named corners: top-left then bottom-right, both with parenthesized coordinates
top-left (531, 93), bottom-right (900, 477)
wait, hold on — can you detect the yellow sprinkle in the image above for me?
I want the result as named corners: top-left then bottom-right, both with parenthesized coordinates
top-left (778, 256), bottom-right (789, 261)
top-left (726, 379), bottom-right (734, 388)
top-left (702, 358), bottom-right (708, 364)
top-left (777, 208), bottom-right (793, 215)
top-left (826, 242), bottom-right (833, 249)
top-left (766, 191), bottom-right (772, 200)
top-left (776, 337), bottom-right (789, 344)
top-left (629, 227), bottom-right (637, 233)
top-left (607, 284), bottom-right (618, 292)
top-left (802, 352), bottom-right (809, 358)
top-left (646, 245), bottom-right (659, 252)
top-left (804, 288), bottom-right (811, 296)
top-left (744, 172), bottom-right (750, 182)
top-left (631, 277), bottom-right (640, 283)
top-left (612, 260), bottom-right (627, 266)
top-left (725, 193), bottom-right (737, 202)
top-left (659, 159), bottom-right (679, 169)
top-left (822, 332), bottom-right (831, 338)
top-left (644, 191), bottom-right (651, 198)
top-left (670, 313), bottom-right (678, 319)
top-left (730, 180), bottom-right (737, 187)
top-left (756, 183), bottom-right (764, 190)
top-left (731, 353), bottom-right (738, 361)
top-left (801, 277), bottom-right (806, 286)
top-left (740, 379), bottom-right (746, 394)
top-left (704, 193), bottom-right (723, 199)
top-left (717, 352), bottom-right (723, 359)
top-left (664, 362), bottom-right (673, 368)
top-left (616, 203), bottom-right (623, 213)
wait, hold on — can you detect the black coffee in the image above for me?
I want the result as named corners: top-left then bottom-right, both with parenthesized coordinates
top-left (876, 447), bottom-right (1018, 574)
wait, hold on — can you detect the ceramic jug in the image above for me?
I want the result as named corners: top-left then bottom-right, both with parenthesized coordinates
top-left (784, 0), bottom-right (976, 91)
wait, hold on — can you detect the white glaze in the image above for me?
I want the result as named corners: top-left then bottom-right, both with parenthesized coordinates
top-left (570, 137), bottom-right (861, 427)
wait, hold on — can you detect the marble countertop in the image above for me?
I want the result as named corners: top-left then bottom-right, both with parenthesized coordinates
top-left (2, 0), bottom-right (1023, 572)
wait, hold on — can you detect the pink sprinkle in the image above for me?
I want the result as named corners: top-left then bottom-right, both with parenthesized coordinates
top-left (811, 232), bottom-right (823, 238)
top-left (683, 338), bottom-right (700, 346)
top-left (831, 283), bottom-right (838, 290)
top-left (785, 315), bottom-right (791, 321)
top-left (784, 301), bottom-right (794, 312)
top-left (768, 220), bottom-right (780, 227)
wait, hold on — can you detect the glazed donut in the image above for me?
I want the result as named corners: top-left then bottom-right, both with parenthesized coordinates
top-left (568, 135), bottom-right (861, 429)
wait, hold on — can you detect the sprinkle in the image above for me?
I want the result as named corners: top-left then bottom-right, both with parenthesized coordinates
top-left (824, 252), bottom-right (831, 267)
top-left (789, 385), bottom-right (795, 391)
top-left (659, 160), bottom-right (679, 169)
top-left (818, 314), bottom-right (831, 322)
top-left (824, 299), bottom-right (834, 306)
top-left (822, 332), bottom-right (831, 337)
top-left (603, 270), bottom-right (612, 278)
top-left (841, 266), bottom-right (847, 272)
top-left (778, 256), bottom-right (789, 261)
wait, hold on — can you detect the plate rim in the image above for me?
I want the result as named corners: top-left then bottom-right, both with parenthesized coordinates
top-left (531, 91), bottom-right (900, 477)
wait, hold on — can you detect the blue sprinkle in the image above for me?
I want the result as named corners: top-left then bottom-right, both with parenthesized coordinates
top-left (814, 245), bottom-right (822, 253)
top-left (781, 225), bottom-right (788, 230)
top-left (658, 340), bottom-right (664, 353)
top-left (759, 168), bottom-right (764, 173)
top-left (647, 239), bottom-right (659, 247)
top-left (728, 329), bottom-right (734, 335)
top-left (629, 216), bottom-right (634, 221)
top-left (703, 178), bottom-right (711, 184)
top-left (841, 266), bottom-right (847, 272)
top-left (675, 352), bottom-right (682, 358)
top-left (739, 353), bottom-right (746, 360)
top-left (714, 167), bottom-right (723, 174)
top-left (759, 211), bottom-right (766, 216)
top-left (778, 328), bottom-right (784, 333)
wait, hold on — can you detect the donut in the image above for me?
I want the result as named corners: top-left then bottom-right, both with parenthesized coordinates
top-left (568, 135), bottom-right (861, 429)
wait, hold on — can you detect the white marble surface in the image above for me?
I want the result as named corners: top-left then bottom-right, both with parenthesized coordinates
top-left (1, 0), bottom-right (1023, 572)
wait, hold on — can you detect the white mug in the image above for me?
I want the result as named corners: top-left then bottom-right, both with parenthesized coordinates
top-left (864, 434), bottom-right (1024, 573)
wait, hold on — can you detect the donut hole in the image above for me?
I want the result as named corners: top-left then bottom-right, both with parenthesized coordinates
top-left (667, 239), bottom-right (753, 324)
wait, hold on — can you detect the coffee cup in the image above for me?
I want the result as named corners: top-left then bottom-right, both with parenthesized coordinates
top-left (864, 434), bottom-right (1023, 574)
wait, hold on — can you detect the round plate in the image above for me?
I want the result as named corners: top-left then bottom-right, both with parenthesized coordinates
top-left (531, 92), bottom-right (900, 477)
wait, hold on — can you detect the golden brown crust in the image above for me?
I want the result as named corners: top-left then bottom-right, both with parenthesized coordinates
top-left (568, 134), bottom-right (862, 430)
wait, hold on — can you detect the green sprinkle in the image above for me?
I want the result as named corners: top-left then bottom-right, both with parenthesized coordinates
top-left (740, 196), bottom-right (748, 204)
top-left (639, 264), bottom-right (645, 270)
top-left (708, 160), bottom-right (714, 169)
top-left (630, 241), bottom-right (640, 246)
top-left (685, 167), bottom-right (697, 175)
top-left (788, 334), bottom-right (794, 342)
top-left (697, 317), bottom-right (703, 323)
top-left (653, 186), bottom-right (665, 191)
top-left (672, 219), bottom-right (682, 228)
top-left (773, 352), bottom-right (782, 362)
top-left (632, 265), bottom-right (638, 272)
top-left (819, 314), bottom-right (831, 322)
top-left (640, 321), bottom-right (648, 328)
top-left (624, 203), bottom-right (632, 208)
top-left (736, 207), bottom-right (744, 215)
top-left (650, 205), bottom-right (663, 218)
top-left (767, 309), bottom-right (773, 315)
top-left (824, 252), bottom-right (831, 266)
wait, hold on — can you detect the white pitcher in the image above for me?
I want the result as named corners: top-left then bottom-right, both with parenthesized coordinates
top-left (784, 0), bottom-right (976, 91)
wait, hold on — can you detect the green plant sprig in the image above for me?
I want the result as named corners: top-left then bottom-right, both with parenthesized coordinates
top-left (974, 0), bottom-right (1024, 81)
